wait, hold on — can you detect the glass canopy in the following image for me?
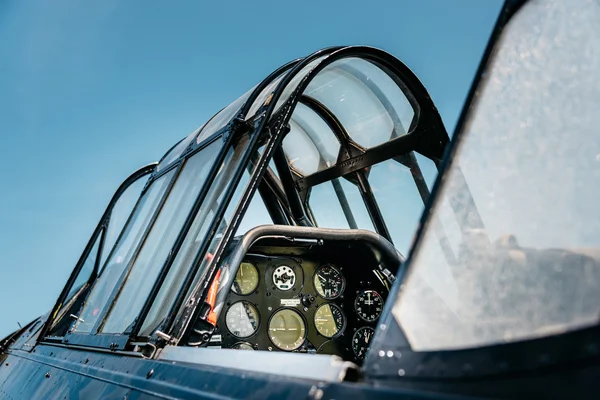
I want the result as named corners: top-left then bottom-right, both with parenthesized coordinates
top-left (46, 46), bottom-right (448, 352)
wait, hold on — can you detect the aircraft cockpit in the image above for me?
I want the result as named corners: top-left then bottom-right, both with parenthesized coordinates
top-left (29, 46), bottom-right (448, 367)
top-left (3, 2), bottom-right (600, 397)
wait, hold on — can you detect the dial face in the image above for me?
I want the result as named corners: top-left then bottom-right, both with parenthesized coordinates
top-left (313, 265), bottom-right (345, 299)
top-left (231, 261), bottom-right (259, 295)
top-left (354, 290), bottom-right (384, 322)
top-left (268, 309), bottom-right (306, 351)
top-left (352, 326), bottom-right (375, 360)
top-left (231, 342), bottom-right (254, 350)
top-left (314, 303), bottom-right (345, 338)
top-left (272, 265), bottom-right (296, 291)
top-left (225, 301), bottom-right (260, 338)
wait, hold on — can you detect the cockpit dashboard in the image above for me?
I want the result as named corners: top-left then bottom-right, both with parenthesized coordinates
top-left (207, 227), bottom-right (401, 364)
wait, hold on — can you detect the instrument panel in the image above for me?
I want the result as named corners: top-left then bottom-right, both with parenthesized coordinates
top-left (213, 252), bottom-right (390, 363)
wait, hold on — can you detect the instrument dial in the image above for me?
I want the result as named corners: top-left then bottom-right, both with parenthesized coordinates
top-left (232, 261), bottom-right (259, 295)
top-left (352, 326), bottom-right (375, 360)
top-left (354, 290), bottom-right (383, 322)
top-left (268, 309), bottom-right (306, 351)
top-left (225, 301), bottom-right (260, 338)
top-left (313, 265), bottom-right (345, 299)
top-left (272, 265), bottom-right (296, 291)
top-left (231, 342), bottom-right (255, 350)
top-left (314, 303), bottom-right (345, 338)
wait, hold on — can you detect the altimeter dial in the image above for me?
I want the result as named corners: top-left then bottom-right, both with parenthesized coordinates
top-left (313, 264), bottom-right (345, 299)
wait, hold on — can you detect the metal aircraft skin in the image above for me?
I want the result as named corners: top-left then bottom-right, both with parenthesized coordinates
top-left (2, 0), bottom-right (600, 398)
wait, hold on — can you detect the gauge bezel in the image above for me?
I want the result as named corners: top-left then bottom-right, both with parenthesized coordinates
top-left (225, 301), bottom-right (261, 339)
top-left (314, 302), bottom-right (346, 339)
top-left (231, 261), bottom-right (260, 296)
top-left (352, 326), bottom-right (376, 360)
top-left (313, 264), bottom-right (346, 300)
top-left (354, 289), bottom-right (384, 322)
top-left (267, 307), bottom-right (307, 351)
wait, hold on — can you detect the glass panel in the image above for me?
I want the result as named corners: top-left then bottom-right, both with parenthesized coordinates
top-left (338, 178), bottom-right (375, 232)
top-left (178, 146), bottom-right (267, 328)
top-left (49, 234), bottom-right (101, 336)
top-left (100, 176), bottom-right (147, 269)
top-left (283, 103), bottom-right (340, 176)
top-left (369, 160), bottom-right (426, 255)
top-left (308, 178), bottom-right (374, 232)
top-left (309, 182), bottom-right (349, 230)
top-left (196, 88), bottom-right (255, 145)
top-left (394, 0), bottom-right (600, 351)
top-left (139, 140), bottom-right (257, 336)
top-left (102, 141), bottom-right (221, 333)
top-left (304, 58), bottom-right (415, 149)
top-left (414, 153), bottom-right (438, 190)
top-left (139, 147), bottom-right (235, 336)
top-left (235, 192), bottom-right (273, 236)
top-left (272, 57), bottom-right (327, 112)
top-left (73, 170), bottom-right (175, 333)
top-left (68, 235), bottom-right (101, 302)
top-left (157, 129), bottom-right (198, 173)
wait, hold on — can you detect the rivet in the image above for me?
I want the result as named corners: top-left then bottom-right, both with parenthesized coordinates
top-left (379, 324), bottom-right (386, 330)
top-left (398, 369), bottom-right (405, 376)
top-left (45, 372), bottom-right (51, 378)
top-left (387, 350), bottom-right (393, 358)
top-left (378, 350), bottom-right (385, 357)
top-left (146, 369), bottom-right (154, 379)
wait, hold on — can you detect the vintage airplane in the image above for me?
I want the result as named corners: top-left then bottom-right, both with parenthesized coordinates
top-left (2, 0), bottom-right (599, 398)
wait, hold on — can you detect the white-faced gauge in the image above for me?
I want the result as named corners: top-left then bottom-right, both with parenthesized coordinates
top-left (225, 301), bottom-right (260, 338)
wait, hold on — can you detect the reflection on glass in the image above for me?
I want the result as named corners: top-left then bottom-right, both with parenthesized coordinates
top-left (283, 103), bottom-right (340, 176)
top-left (304, 58), bottom-right (415, 149)
top-left (74, 170), bottom-right (176, 333)
top-left (101, 141), bottom-right (221, 333)
top-left (395, 0), bottom-right (600, 351)
top-left (139, 142), bottom-right (263, 336)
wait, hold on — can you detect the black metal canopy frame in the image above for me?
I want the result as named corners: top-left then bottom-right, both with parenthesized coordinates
top-left (38, 44), bottom-right (449, 354)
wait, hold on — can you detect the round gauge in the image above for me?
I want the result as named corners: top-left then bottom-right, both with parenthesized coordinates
top-left (231, 342), bottom-right (255, 350)
top-left (313, 265), bottom-right (345, 299)
top-left (272, 265), bottom-right (296, 291)
top-left (268, 309), bottom-right (306, 351)
top-left (314, 303), bottom-right (345, 338)
top-left (231, 261), bottom-right (259, 295)
top-left (225, 301), bottom-right (260, 338)
top-left (354, 290), bottom-right (384, 322)
top-left (352, 326), bottom-right (375, 360)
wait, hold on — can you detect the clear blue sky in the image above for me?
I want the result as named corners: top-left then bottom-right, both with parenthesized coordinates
top-left (0, 0), bottom-right (502, 338)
